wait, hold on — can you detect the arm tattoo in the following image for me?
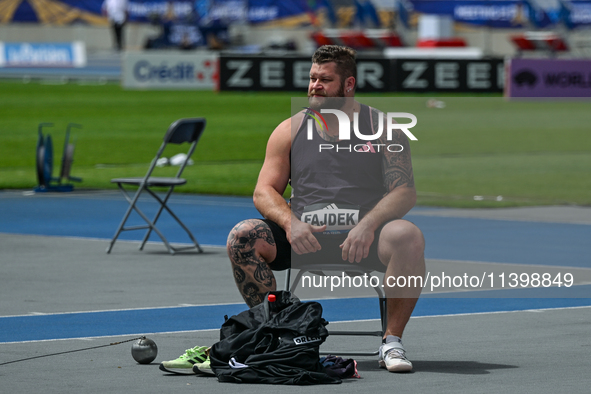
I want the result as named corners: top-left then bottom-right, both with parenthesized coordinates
top-left (372, 107), bottom-right (415, 191)
top-left (384, 145), bottom-right (415, 189)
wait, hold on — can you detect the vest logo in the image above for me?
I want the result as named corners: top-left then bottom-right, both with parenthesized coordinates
top-left (293, 335), bottom-right (322, 345)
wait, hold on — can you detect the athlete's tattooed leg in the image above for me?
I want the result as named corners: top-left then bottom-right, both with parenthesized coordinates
top-left (227, 219), bottom-right (277, 308)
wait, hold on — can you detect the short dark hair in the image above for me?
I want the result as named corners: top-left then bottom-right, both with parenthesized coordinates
top-left (312, 45), bottom-right (357, 88)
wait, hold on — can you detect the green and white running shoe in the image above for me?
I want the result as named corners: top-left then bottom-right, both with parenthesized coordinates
top-left (192, 354), bottom-right (215, 375)
top-left (159, 346), bottom-right (208, 375)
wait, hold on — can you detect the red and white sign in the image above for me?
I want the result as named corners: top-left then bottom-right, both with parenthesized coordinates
top-left (122, 51), bottom-right (218, 90)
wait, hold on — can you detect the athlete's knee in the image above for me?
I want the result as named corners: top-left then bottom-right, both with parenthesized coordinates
top-left (227, 219), bottom-right (261, 260)
top-left (380, 220), bottom-right (425, 257)
top-left (226, 219), bottom-right (276, 263)
top-left (228, 219), bottom-right (260, 246)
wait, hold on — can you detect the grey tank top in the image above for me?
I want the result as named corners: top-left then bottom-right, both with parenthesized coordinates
top-left (290, 104), bottom-right (386, 219)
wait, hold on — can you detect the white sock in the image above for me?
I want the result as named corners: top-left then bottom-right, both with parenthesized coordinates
top-left (383, 335), bottom-right (402, 345)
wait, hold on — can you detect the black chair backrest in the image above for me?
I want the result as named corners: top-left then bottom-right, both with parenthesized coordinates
top-left (164, 118), bottom-right (206, 145)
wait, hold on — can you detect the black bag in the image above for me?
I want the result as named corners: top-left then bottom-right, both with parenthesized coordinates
top-left (209, 291), bottom-right (341, 385)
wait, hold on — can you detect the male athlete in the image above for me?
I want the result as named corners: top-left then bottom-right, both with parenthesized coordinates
top-left (160, 45), bottom-right (425, 375)
top-left (225, 45), bottom-right (425, 373)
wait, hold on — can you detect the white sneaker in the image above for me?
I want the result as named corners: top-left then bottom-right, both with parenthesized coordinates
top-left (378, 341), bottom-right (413, 372)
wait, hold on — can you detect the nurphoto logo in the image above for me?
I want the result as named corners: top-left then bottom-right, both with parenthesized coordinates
top-left (304, 107), bottom-right (418, 153)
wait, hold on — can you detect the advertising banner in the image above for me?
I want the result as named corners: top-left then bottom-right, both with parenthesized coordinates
top-left (393, 58), bottom-right (505, 93)
top-left (0, 41), bottom-right (86, 67)
top-left (122, 51), bottom-right (218, 89)
top-left (127, 1), bottom-right (195, 22)
top-left (408, 0), bottom-right (555, 28)
top-left (219, 55), bottom-right (504, 93)
top-left (507, 58), bottom-right (591, 98)
top-left (219, 56), bottom-right (393, 92)
top-left (0, 0), bottom-right (192, 24)
top-left (0, 0), bottom-right (104, 24)
top-left (561, 0), bottom-right (591, 29)
top-left (2, 0), bottom-right (318, 25)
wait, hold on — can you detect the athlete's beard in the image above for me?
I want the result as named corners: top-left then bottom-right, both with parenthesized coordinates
top-left (307, 81), bottom-right (347, 111)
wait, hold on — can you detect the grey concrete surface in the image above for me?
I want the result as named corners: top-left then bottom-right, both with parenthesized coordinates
top-left (1, 308), bottom-right (590, 394)
top-left (4, 233), bottom-right (588, 319)
top-left (1, 202), bottom-right (591, 393)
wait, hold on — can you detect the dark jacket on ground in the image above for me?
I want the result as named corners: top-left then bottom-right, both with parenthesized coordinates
top-left (209, 291), bottom-right (341, 385)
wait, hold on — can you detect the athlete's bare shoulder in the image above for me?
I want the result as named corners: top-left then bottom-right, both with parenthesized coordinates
top-left (291, 109), bottom-right (306, 124)
top-left (269, 110), bottom-right (306, 146)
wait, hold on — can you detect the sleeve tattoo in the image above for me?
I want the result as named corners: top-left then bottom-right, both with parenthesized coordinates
top-left (371, 107), bottom-right (415, 191)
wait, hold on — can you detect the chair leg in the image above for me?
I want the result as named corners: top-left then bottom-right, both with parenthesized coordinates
top-left (143, 188), bottom-right (203, 253)
top-left (161, 203), bottom-right (203, 253)
top-left (109, 183), bottom-right (177, 255)
top-left (106, 212), bottom-right (130, 253)
top-left (138, 189), bottom-right (170, 251)
top-left (132, 205), bottom-right (176, 254)
top-left (370, 282), bottom-right (388, 337)
top-left (379, 297), bottom-right (387, 336)
top-left (287, 269), bottom-right (306, 294)
top-left (284, 267), bottom-right (292, 292)
top-left (285, 266), bottom-right (386, 356)
top-left (106, 184), bottom-right (145, 253)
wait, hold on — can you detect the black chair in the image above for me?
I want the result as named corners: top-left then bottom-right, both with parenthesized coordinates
top-left (285, 263), bottom-right (387, 356)
top-left (106, 118), bottom-right (206, 255)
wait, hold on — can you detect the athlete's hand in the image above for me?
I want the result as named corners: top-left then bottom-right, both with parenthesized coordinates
top-left (289, 217), bottom-right (326, 255)
top-left (340, 222), bottom-right (375, 263)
